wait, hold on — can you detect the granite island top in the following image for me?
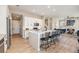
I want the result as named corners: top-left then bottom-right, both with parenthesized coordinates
top-left (0, 34), bottom-right (6, 40)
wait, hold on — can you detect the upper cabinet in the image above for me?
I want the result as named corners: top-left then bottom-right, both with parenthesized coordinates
top-left (23, 16), bottom-right (43, 30)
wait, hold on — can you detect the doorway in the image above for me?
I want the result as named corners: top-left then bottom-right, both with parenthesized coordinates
top-left (12, 13), bottom-right (23, 36)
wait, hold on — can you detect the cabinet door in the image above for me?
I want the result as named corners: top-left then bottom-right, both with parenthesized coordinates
top-left (0, 38), bottom-right (4, 53)
top-left (45, 19), bottom-right (48, 26)
top-left (0, 43), bottom-right (4, 53)
top-left (48, 18), bottom-right (52, 29)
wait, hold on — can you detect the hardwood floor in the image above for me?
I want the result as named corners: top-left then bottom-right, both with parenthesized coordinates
top-left (7, 34), bottom-right (37, 53)
top-left (45, 34), bottom-right (79, 53)
top-left (7, 34), bottom-right (79, 53)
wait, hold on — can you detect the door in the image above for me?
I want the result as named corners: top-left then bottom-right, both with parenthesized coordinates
top-left (12, 20), bottom-right (20, 34)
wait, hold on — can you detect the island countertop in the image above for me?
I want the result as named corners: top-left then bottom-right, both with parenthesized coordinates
top-left (29, 30), bottom-right (56, 37)
top-left (28, 30), bottom-right (56, 51)
top-left (29, 30), bottom-right (56, 34)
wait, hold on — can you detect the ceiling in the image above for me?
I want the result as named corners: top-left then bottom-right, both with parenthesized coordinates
top-left (9, 5), bottom-right (79, 17)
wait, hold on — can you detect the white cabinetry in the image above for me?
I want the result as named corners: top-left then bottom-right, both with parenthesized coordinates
top-left (23, 16), bottom-right (43, 39)
top-left (24, 30), bottom-right (29, 39)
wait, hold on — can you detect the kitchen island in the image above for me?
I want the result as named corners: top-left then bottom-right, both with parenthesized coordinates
top-left (29, 30), bottom-right (55, 52)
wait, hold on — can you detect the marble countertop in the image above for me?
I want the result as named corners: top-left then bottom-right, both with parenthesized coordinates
top-left (29, 30), bottom-right (56, 34)
top-left (0, 34), bottom-right (5, 41)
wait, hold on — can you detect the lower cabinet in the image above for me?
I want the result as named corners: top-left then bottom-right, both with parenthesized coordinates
top-left (24, 30), bottom-right (29, 39)
top-left (0, 38), bottom-right (4, 53)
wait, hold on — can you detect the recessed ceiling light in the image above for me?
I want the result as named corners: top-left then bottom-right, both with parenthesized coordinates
top-left (47, 5), bottom-right (50, 8)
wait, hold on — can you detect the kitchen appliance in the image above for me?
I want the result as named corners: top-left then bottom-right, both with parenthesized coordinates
top-left (6, 17), bottom-right (11, 49)
top-left (33, 23), bottom-right (39, 30)
top-left (34, 23), bottom-right (39, 26)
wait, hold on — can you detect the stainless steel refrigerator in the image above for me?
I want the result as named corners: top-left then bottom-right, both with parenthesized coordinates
top-left (7, 17), bottom-right (11, 49)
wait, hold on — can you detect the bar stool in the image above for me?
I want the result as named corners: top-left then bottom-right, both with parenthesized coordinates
top-left (40, 32), bottom-right (50, 50)
top-left (50, 32), bottom-right (56, 44)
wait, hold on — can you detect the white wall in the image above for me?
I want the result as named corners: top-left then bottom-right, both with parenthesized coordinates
top-left (0, 5), bottom-right (8, 34)
top-left (52, 17), bottom-right (60, 29)
top-left (52, 16), bottom-right (79, 32)
top-left (65, 19), bottom-right (79, 32)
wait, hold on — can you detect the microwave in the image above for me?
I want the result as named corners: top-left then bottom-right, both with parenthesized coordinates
top-left (34, 23), bottom-right (39, 26)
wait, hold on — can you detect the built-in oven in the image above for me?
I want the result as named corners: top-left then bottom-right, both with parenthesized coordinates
top-left (0, 38), bottom-right (4, 53)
